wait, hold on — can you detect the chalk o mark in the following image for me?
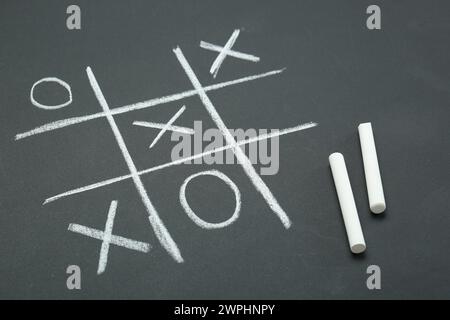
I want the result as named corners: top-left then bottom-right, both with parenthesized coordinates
top-left (30, 77), bottom-right (73, 110)
top-left (180, 170), bottom-right (241, 229)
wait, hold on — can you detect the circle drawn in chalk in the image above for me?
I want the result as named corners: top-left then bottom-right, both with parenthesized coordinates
top-left (180, 170), bottom-right (241, 229)
top-left (30, 77), bottom-right (72, 110)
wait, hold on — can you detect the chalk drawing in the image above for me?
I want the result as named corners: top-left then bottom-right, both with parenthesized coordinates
top-left (30, 77), bottom-right (72, 110)
top-left (146, 105), bottom-right (189, 149)
top-left (16, 29), bottom-right (320, 272)
top-left (205, 29), bottom-right (259, 78)
top-left (180, 170), bottom-right (241, 229)
top-left (68, 200), bottom-right (151, 274)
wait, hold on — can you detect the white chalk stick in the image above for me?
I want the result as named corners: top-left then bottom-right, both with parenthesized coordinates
top-left (329, 153), bottom-right (366, 254)
top-left (358, 123), bottom-right (386, 214)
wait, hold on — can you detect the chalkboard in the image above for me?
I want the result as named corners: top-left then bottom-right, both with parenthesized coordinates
top-left (1, 0), bottom-right (450, 299)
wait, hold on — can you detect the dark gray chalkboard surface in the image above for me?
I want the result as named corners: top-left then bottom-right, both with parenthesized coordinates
top-left (1, 0), bottom-right (449, 299)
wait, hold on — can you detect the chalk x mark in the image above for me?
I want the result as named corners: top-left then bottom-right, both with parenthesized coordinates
top-left (209, 29), bottom-right (241, 78)
top-left (147, 105), bottom-right (188, 149)
top-left (43, 122), bottom-right (317, 204)
top-left (86, 66), bottom-right (183, 263)
top-left (67, 200), bottom-right (151, 275)
top-left (15, 69), bottom-right (284, 140)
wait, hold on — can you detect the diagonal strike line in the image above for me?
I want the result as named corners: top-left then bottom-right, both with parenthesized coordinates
top-left (15, 69), bottom-right (285, 140)
top-left (200, 41), bottom-right (260, 62)
top-left (173, 46), bottom-right (292, 228)
top-left (44, 122), bottom-right (318, 204)
top-left (149, 105), bottom-right (186, 149)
